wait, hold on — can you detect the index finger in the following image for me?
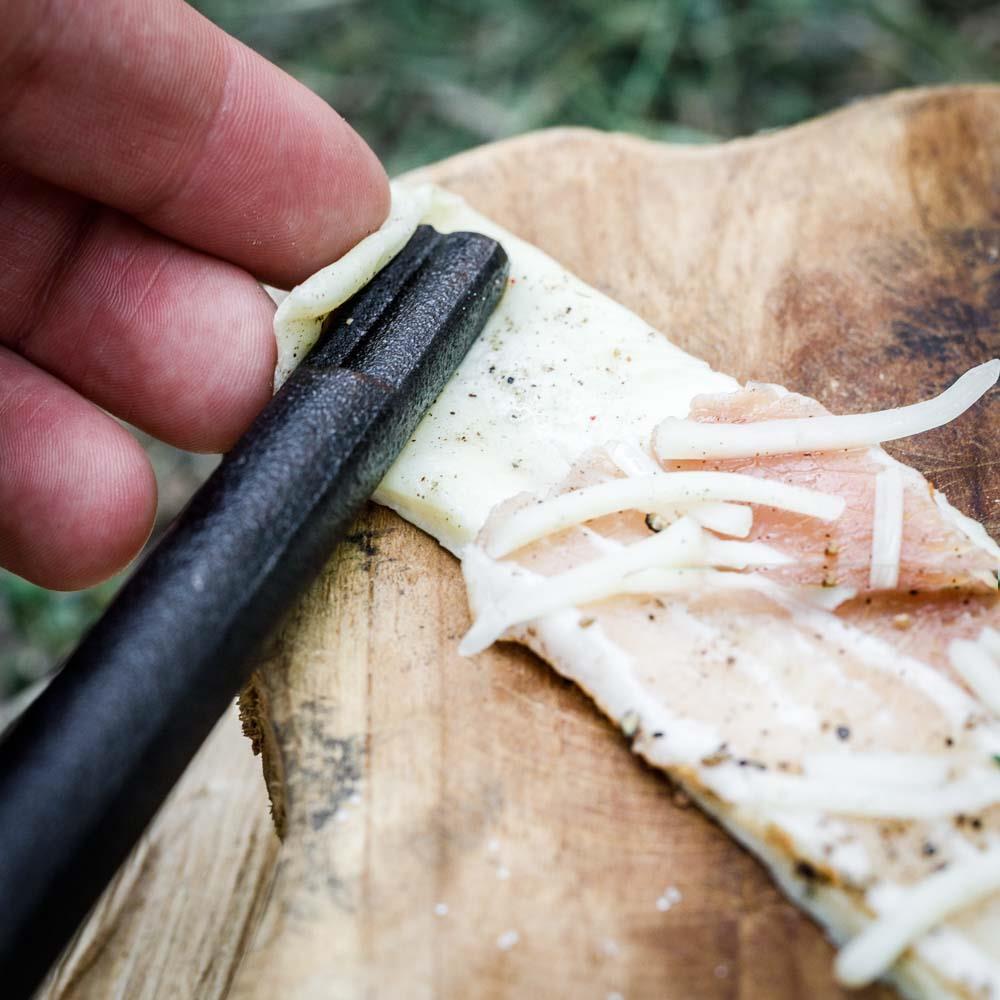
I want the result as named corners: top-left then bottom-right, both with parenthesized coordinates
top-left (0, 0), bottom-right (389, 287)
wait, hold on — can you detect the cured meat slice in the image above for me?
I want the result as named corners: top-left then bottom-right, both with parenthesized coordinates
top-left (461, 415), bottom-right (1000, 996)
top-left (655, 385), bottom-right (999, 593)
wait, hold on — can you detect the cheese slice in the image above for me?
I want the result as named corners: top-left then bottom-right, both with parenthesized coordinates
top-left (275, 182), bottom-right (736, 553)
top-left (274, 181), bottom-right (1000, 998)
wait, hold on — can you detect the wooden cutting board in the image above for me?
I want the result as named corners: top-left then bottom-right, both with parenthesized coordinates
top-left (42, 85), bottom-right (999, 1000)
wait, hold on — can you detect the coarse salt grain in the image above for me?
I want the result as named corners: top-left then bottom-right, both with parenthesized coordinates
top-left (497, 929), bottom-right (520, 951)
top-left (655, 885), bottom-right (683, 912)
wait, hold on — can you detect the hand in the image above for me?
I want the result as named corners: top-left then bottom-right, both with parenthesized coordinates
top-left (0, 0), bottom-right (389, 590)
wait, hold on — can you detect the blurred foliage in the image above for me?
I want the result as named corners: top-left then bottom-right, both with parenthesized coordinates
top-left (0, 574), bottom-right (121, 700)
top-left (0, 443), bottom-right (217, 698)
top-left (192, 0), bottom-right (999, 173)
top-left (2, 0), bottom-right (997, 696)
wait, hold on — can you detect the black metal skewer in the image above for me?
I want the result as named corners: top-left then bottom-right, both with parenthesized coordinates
top-left (0, 225), bottom-right (509, 997)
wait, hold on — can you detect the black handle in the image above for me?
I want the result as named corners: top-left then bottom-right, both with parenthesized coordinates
top-left (0, 225), bottom-right (509, 997)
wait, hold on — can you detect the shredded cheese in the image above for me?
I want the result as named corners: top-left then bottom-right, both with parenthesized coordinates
top-left (703, 537), bottom-right (795, 569)
top-left (706, 764), bottom-right (1000, 820)
top-left (652, 359), bottom-right (999, 460)
top-left (615, 567), bottom-right (855, 611)
top-left (803, 751), bottom-right (959, 787)
top-left (460, 518), bottom-right (790, 655)
top-left (932, 490), bottom-right (1000, 565)
top-left (982, 626), bottom-right (1000, 659)
top-left (687, 502), bottom-right (754, 538)
top-left (948, 633), bottom-right (1000, 716)
top-left (643, 502), bottom-right (754, 538)
top-left (485, 471), bottom-right (844, 558)
top-left (834, 846), bottom-right (1000, 988)
top-left (605, 440), bottom-right (661, 476)
top-left (869, 463), bottom-right (904, 589)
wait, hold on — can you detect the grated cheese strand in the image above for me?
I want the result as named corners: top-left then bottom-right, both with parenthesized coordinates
top-left (616, 567), bottom-right (855, 611)
top-left (642, 502), bottom-right (755, 538)
top-left (605, 439), bottom-right (661, 476)
top-left (704, 537), bottom-right (795, 569)
top-left (462, 517), bottom-right (701, 654)
top-left (948, 633), bottom-right (1000, 716)
top-left (982, 626), bottom-right (1000, 659)
top-left (834, 846), bottom-right (1000, 988)
top-left (652, 359), bottom-right (999, 460)
top-left (485, 471), bottom-right (845, 558)
top-left (706, 764), bottom-right (1000, 820)
top-left (869, 463), bottom-right (904, 589)
top-left (687, 502), bottom-right (754, 538)
top-left (804, 751), bottom-right (959, 787)
top-left (642, 502), bottom-right (754, 539)
top-left (460, 518), bottom-right (791, 655)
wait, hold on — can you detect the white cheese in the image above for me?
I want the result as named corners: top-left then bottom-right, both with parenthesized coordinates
top-left (612, 567), bottom-right (854, 611)
top-left (914, 928), bottom-right (1000, 999)
top-left (933, 491), bottom-right (1000, 567)
top-left (273, 183), bottom-right (439, 388)
top-left (459, 518), bottom-right (790, 655)
top-left (983, 627), bottom-right (1000, 658)
top-left (835, 846), bottom-right (1000, 988)
top-left (869, 463), bottom-right (904, 589)
top-left (704, 763), bottom-right (1000, 820)
top-left (948, 633), bottom-right (1000, 716)
top-left (370, 187), bottom-right (737, 553)
top-left (803, 751), bottom-right (961, 787)
top-left (530, 607), bottom-right (723, 766)
top-left (485, 471), bottom-right (844, 558)
top-left (687, 502), bottom-right (754, 538)
top-left (652, 359), bottom-right (999, 460)
top-left (272, 180), bottom-right (735, 550)
top-left (606, 446), bottom-right (761, 538)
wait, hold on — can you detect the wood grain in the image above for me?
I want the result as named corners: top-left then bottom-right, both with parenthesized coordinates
top-left (39, 706), bottom-right (279, 1000)
top-left (48, 85), bottom-right (999, 999)
top-left (235, 86), bottom-right (999, 998)
top-left (235, 507), bottom-right (898, 1000)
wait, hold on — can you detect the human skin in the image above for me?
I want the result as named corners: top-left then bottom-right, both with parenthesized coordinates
top-left (0, 0), bottom-right (390, 589)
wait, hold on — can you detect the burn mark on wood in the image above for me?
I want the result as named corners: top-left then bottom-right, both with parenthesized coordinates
top-left (284, 700), bottom-right (366, 834)
top-left (344, 528), bottom-right (381, 559)
top-left (771, 232), bottom-right (998, 538)
top-left (884, 229), bottom-right (1000, 370)
top-left (758, 92), bottom-right (1000, 544)
top-left (306, 734), bottom-right (365, 832)
top-left (902, 92), bottom-right (1000, 237)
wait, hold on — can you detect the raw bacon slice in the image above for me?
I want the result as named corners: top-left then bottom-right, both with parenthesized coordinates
top-left (658, 386), bottom-right (998, 593)
top-left (462, 436), bottom-right (1000, 996)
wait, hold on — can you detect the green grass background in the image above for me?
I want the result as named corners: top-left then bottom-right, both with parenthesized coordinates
top-left (2, 0), bottom-right (997, 698)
